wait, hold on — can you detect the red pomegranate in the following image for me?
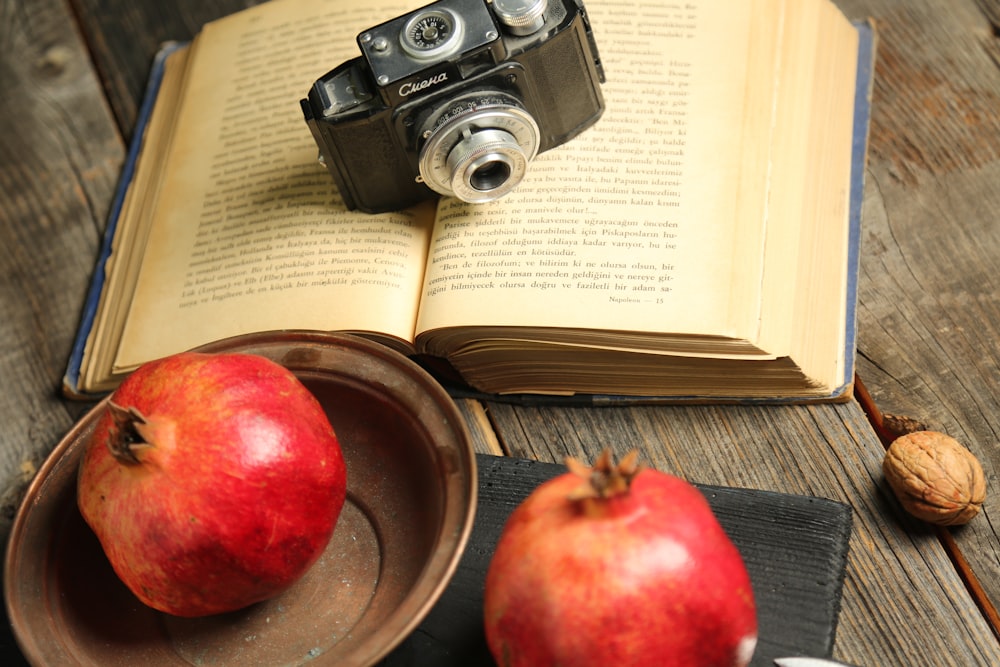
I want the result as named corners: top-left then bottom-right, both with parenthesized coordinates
top-left (77, 351), bottom-right (347, 617)
top-left (483, 450), bottom-right (757, 666)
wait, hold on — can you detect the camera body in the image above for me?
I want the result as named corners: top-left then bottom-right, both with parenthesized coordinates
top-left (301, 0), bottom-right (605, 213)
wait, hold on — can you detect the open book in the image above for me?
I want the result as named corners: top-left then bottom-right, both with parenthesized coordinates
top-left (65, 0), bottom-right (875, 401)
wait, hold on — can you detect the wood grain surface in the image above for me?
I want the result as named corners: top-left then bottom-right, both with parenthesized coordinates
top-left (1, 0), bottom-right (999, 664)
top-left (0, 0), bottom-right (122, 534)
top-left (841, 0), bottom-right (1000, 647)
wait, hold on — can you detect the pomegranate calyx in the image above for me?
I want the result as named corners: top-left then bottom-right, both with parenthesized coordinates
top-left (106, 401), bottom-right (155, 465)
top-left (566, 449), bottom-right (643, 500)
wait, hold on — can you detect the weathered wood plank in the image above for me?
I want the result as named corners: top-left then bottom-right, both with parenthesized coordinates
top-left (974, 0), bottom-right (1000, 28)
top-left (0, 0), bottom-right (121, 533)
top-left (836, 0), bottom-right (1000, 629)
top-left (455, 398), bottom-right (505, 456)
top-left (483, 398), bottom-right (1000, 664)
top-left (0, 0), bottom-right (125, 661)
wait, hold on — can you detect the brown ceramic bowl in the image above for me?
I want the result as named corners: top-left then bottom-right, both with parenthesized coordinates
top-left (5, 331), bottom-right (477, 666)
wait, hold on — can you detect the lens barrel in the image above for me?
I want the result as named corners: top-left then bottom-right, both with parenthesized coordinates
top-left (419, 104), bottom-right (540, 203)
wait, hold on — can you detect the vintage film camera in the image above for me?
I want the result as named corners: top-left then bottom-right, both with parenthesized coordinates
top-left (301, 0), bottom-right (605, 213)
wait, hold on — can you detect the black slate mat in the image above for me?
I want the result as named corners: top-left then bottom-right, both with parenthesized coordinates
top-left (381, 454), bottom-right (853, 666)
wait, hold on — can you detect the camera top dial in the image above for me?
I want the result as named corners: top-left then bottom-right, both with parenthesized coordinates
top-left (401, 8), bottom-right (465, 60)
top-left (491, 0), bottom-right (548, 36)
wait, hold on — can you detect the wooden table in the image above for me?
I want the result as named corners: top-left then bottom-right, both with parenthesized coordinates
top-left (2, 0), bottom-right (1000, 664)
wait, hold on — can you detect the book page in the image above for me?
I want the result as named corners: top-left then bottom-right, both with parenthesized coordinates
top-left (415, 0), bottom-right (774, 345)
top-left (780, 0), bottom-right (859, 387)
top-left (116, 0), bottom-right (432, 370)
top-left (83, 44), bottom-right (193, 391)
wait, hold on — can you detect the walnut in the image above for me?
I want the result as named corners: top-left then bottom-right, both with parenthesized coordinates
top-left (882, 431), bottom-right (987, 526)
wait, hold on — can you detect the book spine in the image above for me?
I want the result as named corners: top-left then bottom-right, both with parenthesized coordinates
top-left (62, 41), bottom-right (186, 398)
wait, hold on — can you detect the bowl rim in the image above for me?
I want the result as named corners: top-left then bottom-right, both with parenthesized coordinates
top-left (5, 330), bottom-right (478, 666)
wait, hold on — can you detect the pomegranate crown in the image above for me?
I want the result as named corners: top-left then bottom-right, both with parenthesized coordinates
top-left (105, 401), bottom-right (155, 465)
top-left (565, 448), bottom-right (643, 500)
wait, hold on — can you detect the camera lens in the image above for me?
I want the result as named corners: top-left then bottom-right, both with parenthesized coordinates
top-left (471, 161), bottom-right (512, 192)
top-left (446, 128), bottom-right (524, 200)
top-left (419, 103), bottom-right (540, 204)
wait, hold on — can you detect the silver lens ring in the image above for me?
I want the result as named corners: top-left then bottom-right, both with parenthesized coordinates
top-left (446, 128), bottom-right (525, 202)
top-left (419, 106), bottom-right (540, 203)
